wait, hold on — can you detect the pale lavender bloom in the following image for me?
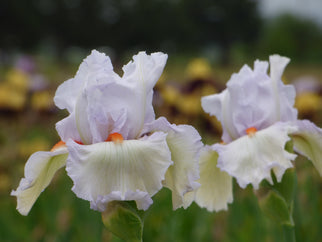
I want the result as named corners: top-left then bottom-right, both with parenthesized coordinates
top-left (12, 50), bottom-right (202, 215)
top-left (195, 55), bottom-right (322, 212)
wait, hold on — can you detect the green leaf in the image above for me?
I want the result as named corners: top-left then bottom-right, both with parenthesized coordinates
top-left (259, 190), bottom-right (294, 226)
top-left (102, 201), bottom-right (144, 242)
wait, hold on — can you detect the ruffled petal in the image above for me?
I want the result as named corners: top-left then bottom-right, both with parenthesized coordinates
top-left (122, 52), bottom-right (168, 92)
top-left (66, 132), bottom-right (173, 211)
top-left (122, 52), bottom-right (168, 133)
top-left (201, 55), bottom-right (297, 142)
top-left (143, 117), bottom-right (202, 209)
top-left (11, 148), bottom-right (68, 215)
top-left (184, 146), bottom-right (233, 212)
top-left (292, 120), bottom-right (322, 175)
top-left (215, 122), bottom-right (298, 189)
top-left (54, 50), bottom-right (117, 113)
top-left (227, 64), bottom-right (275, 136)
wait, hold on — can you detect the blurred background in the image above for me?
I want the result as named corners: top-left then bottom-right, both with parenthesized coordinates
top-left (0, 0), bottom-right (321, 241)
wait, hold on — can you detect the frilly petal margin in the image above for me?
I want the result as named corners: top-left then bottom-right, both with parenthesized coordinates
top-left (66, 131), bottom-right (173, 211)
top-left (292, 119), bottom-right (322, 176)
top-left (11, 147), bottom-right (68, 215)
top-left (122, 51), bottom-right (168, 92)
top-left (142, 117), bottom-right (202, 209)
top-left (214, 122), bottom-right (298, 189)
top-left (184, 146), bottom-right (233, 212)
top-left (54, 50), bottom-right (116, 113)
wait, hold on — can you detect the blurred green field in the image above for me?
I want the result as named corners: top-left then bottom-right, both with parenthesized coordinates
top-left (0, 56), bottom-right (321, 241)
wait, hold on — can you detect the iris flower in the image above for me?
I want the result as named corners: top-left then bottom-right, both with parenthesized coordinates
top-left (190, 55), bottom-right (322, 211)
top-left (12, 50), bottom-right (202, 215)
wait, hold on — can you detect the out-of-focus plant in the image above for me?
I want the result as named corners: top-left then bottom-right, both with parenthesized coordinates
top-left (258, 14), bottom-right (322, 62)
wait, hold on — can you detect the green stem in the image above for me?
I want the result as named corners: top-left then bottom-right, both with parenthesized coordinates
top-left (282, 224), bottom-right (296, 242)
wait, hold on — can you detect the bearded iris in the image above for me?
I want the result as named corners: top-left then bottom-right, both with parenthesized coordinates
top-left (193, 55), bottom-right (322, 211)
top-left (12, 50), bottom-right (202, 215)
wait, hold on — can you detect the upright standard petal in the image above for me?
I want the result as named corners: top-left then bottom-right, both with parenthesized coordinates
top-left (121, 52), bottom-right (168, 137)
top-left (269, 55), bottom-right (297, 123)
top-left (84, 82), bottom-right (141, 142)
top-left (215, 123), bottom-right (298, 189)
top-left (11, 147), bottom-right (68, 215)
top-left (202, 55), bottom-right (297, 142)
top-left (292, 120), bottom-right (322, 176)
top-left (66, 132), bottom-right (173, 211)
top-left (122, 52), bottom-right (168, 91)
top-left (54, 50), bottom-right (117, 113)
top-left (185, 146), bottom-right (233, 212)
top-left (202, 90), bottom-right (239, 143)
top-left (143, 117), bottom-right (202, 209)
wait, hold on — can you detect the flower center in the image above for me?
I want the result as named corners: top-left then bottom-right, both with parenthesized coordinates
top-left (51, 140), bottom-right (66, 151)
top-left (246, 127), bottom-right (257, 137)
top-left (106, 132), bottom-right (124, 143)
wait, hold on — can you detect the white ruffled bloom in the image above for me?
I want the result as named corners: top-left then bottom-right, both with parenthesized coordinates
top-left (12, 50), bottom-right (202, 215)
top-left (198, 55), bottom-right (322, 211)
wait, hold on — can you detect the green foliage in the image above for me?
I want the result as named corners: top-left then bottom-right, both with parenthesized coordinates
top-left (258, 14), bottom-right (322, 63)
top-left (102, 201), bottom-right (144, 242)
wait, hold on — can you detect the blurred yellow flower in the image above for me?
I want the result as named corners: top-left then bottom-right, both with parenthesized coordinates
top-left (31, 91), bottom-right (54, 111)
top-left (0, 83), bottom-right (27, 110)
top-left (6, 69), bottom-right (29, 92)
top-left (185, 58), bottom-right (212, 80)
top-left (295, 92), bottom-right (321, 115)
top-left (177, 93), bottom-right (201, 116)
top-left (0, 68), bottom-right (30, 110)
top-left (160, 85), bottom-right (181, 106)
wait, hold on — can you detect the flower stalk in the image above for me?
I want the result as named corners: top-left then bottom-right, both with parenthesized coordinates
top-left (258, 168), bottom-right (297, 242)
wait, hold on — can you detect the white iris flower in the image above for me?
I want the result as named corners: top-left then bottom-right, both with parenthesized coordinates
top-left (12, 50), bottom-right (202, 215)
top-left (193, 55), bottom-right (322, 212)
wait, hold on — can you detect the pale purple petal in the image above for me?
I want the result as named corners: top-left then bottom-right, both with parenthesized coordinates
top-left (201, 90), bottom-right (238, 143)
top-left (122, 52), bottom-right (168, 127)
top-left (54, 50), bottom-right (118, 113)
top-left (56, 112), bottom-right (81, 143)
top-left (202, 55), bottom-right (298, 141)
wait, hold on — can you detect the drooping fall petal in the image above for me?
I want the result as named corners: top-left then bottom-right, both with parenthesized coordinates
top-left (66, 132), bottom-right (173, 211)
top-left (214, 122), bottom-right (297, 189)
top-left (292, 119), bottom-right (322, 176)
top-left (143, 117), bottom-right (202, 209)
top-left (184, 146), bottom-right (233, 212)
top-left (11, 146), bottom-right (68, 215)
